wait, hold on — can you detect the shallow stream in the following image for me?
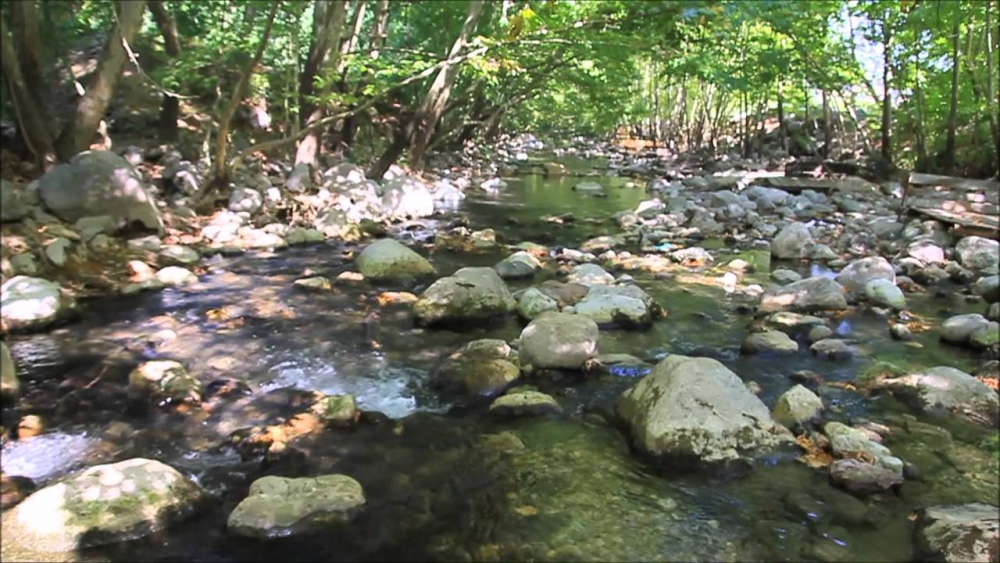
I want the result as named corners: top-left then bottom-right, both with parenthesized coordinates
top-left (2, 163), bottom-right (997, 562)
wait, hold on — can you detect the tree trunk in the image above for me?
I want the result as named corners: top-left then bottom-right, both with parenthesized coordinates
top-left (0, 14), bottom-right (55, 166)
top-left (211, 0), bottom-right (279, 183)
top-left (295, 0), bottom-right (348, 167)
top-left (405, 0), bottom-right (485, 172)
top-left (777, 80), bottom-right (787, 152)
top-left (880, 15), bottom-right (893, 165)
top-left (987, 0), bottom-right (1000, 174)
top-left (912, 48), bottom-right (929, 171)
top-left (370, 0), bottom-right (390, 58)
top-left (822, 89), bottom-right (831, 158)
top-left (943, 16), bottom-right (961, 173)
top-left (9, 2), bottom-right (46, 114)
top-left (54, 0), bottom-right (148, 160)
top-left (149, 0), bottom-right (182, 142)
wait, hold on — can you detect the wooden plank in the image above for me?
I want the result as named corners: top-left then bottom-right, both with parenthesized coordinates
top-left (907, 172), bottom-right (999, 192)
top-left (908, 206), bottom-right (1000, 238)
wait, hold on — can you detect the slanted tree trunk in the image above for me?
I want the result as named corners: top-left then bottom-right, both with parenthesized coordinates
top-left (880, 14), bottom-right (893, 165)
top-left (211, 0), bottom-right (279, 183)
top-left (405, 0), bottom-right (485, 172)
top-left (0, 15), bottom-right (55, 167)
top-left (149, 0), bottom-right (182, 142)
top-left (295, 0), bottom-right (348, 167)
top-left (54, 0), bottom-right (148, 160)
top-left (943, 16), bottom-right (961, 173)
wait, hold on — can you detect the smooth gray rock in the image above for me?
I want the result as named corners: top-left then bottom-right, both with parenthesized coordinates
top-left (516, 287), bottom-right (559, 320)
top-left (567, 263), bottom-right (615, 286)
top-left (1, 458), bottom-right (208, 552)
top-left (518, 312), bottom-right (598, 371)
top-left (915, 503), bottom-right (999, 563)
top-left (1, 180), bottom-right (29, 222)
top-left (770, 268), bottom-right (802, 285)
top-left (835, 256), bottom-right (895, 294)
top-left (956, 236), bottom-right (1000, 274)
top-left (413, 267), bottom-right (516, 326)
top-left (873, 366), bottom-right (998, 427)
top-left (227, 475), bottom-right (364, 539)
top-left (615, 355), bottom-right (794, 462)
top-left (864, 279), bottom-right (906, 310)
top-left (355, 239), bottom-right (435, 282)
top-left (494, 251), bottom-right (542, 280)
top-left (742, 331), bottom-right (799, 354)
top-left (771, 222), bottom-right (813, 259)
top-left (381, 177), bottom-right (434, 218)
top-left (829, 459), bottom-right (903, 494)
top-left (759, 277), bottom-right (848, 314)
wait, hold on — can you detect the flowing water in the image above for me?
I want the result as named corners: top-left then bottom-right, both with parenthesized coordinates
top-left (2, 164), bottom-right (997, 562)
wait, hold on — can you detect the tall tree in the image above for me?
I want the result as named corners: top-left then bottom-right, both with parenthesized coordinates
top-left (149, 0), bottom-right (182, 142)
top-left (942, 12), bottom-right (961, 173)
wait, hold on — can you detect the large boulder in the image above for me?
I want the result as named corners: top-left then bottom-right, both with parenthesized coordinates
top-left (872, 366), bottom-right (998, 427)
top-left (413, 267), bottom-right (516, 326)
top-left (834, 256), bottom-right (895, 294)
top-left (771, 222), bottom-right (813, 259)
top-left (227, 475), bottom-right (364, 539)
top-left (758, 277), bottom-right (848, 314)
top-left (940, 314), bottom-right (1000, 350)
top-left (519, 312), bottom-right (598, 372)
top-left (0, 276), bottom-right (77, 333)
top-left (1, 458), bottom-right (208, 552)
top-left (435, 339), bottom-right (520, 396)
top-left (573, 285), bottom-right (661, 329)
top-left (914, 503), bottom-right (999, 563)
top-left (614, 355), bottom-right (794, 462)
top-left (355, 239), bottom-right (435, 282)
top-left (956, 236), bottom-right (1000, 274)
top-left (37, 151), bottom-right (163, 233)
top-left (381, 177), bottom-right (434, 218)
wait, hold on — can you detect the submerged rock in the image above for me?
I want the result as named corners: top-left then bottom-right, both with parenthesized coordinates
top-left (413, 267), bottom-right (516, 326)
top-left (435, 339), bottom-right (520, 396)
top-left (489, 390), bottom-right (562, 416)
top-left (615, 355), bottom-right (794, 463)
top-left (829, 459), bottom-right (903, 494)
top-left (518, 312), bottom-right (598, 372)
top-left (310, 394), bottom-right (359, 427)
top-left (293, 276), bottom-right (332, 291)
top-left (914, 503), bottom-right (999, 563)
top-left (872, 366), bottom-right (998, 427)
top-left (355, 238), bottom-right (435, 282)
top-left (1, 342), bottom-right (18, 400)
top-left (758, 277), bottom-right (848, 314)
top-left (0, 276), bottom-right (78, 333)
top-left (227, 475), bottom-right (365, 539)
top-left (1, 458), bottom-right (208, 552)
top-left (741, 331), bottom-right (799, 354)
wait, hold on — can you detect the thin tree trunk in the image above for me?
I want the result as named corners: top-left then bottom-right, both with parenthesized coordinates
top-left (406, 0), bottom-right (485, 172)
top-left (777, 80), bottom-right (787, 152)
top-left (211, 0), bottom-right (279, 182)
top-left (912, 46), bottom-right (929, 171)
top-left (822, 89), bottom-right (831, 158)
top-left (943, 16), bottom-right (960, 173)
top-left (0, 14), bottom-right (55, 166)
top-left (880, 14), bottom-right (893, 165)
top-left (986, 0), bottom-right (1000, 173)
top-left (295, 0), bottom-right (348, 166)
top-left (149, 0), bottom-right (181, 142)
top-left (54, 0), bottom-right (148, 160)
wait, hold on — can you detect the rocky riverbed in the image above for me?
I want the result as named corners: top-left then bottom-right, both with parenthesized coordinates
top-left (1, 136), bottom-right (998, 562)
